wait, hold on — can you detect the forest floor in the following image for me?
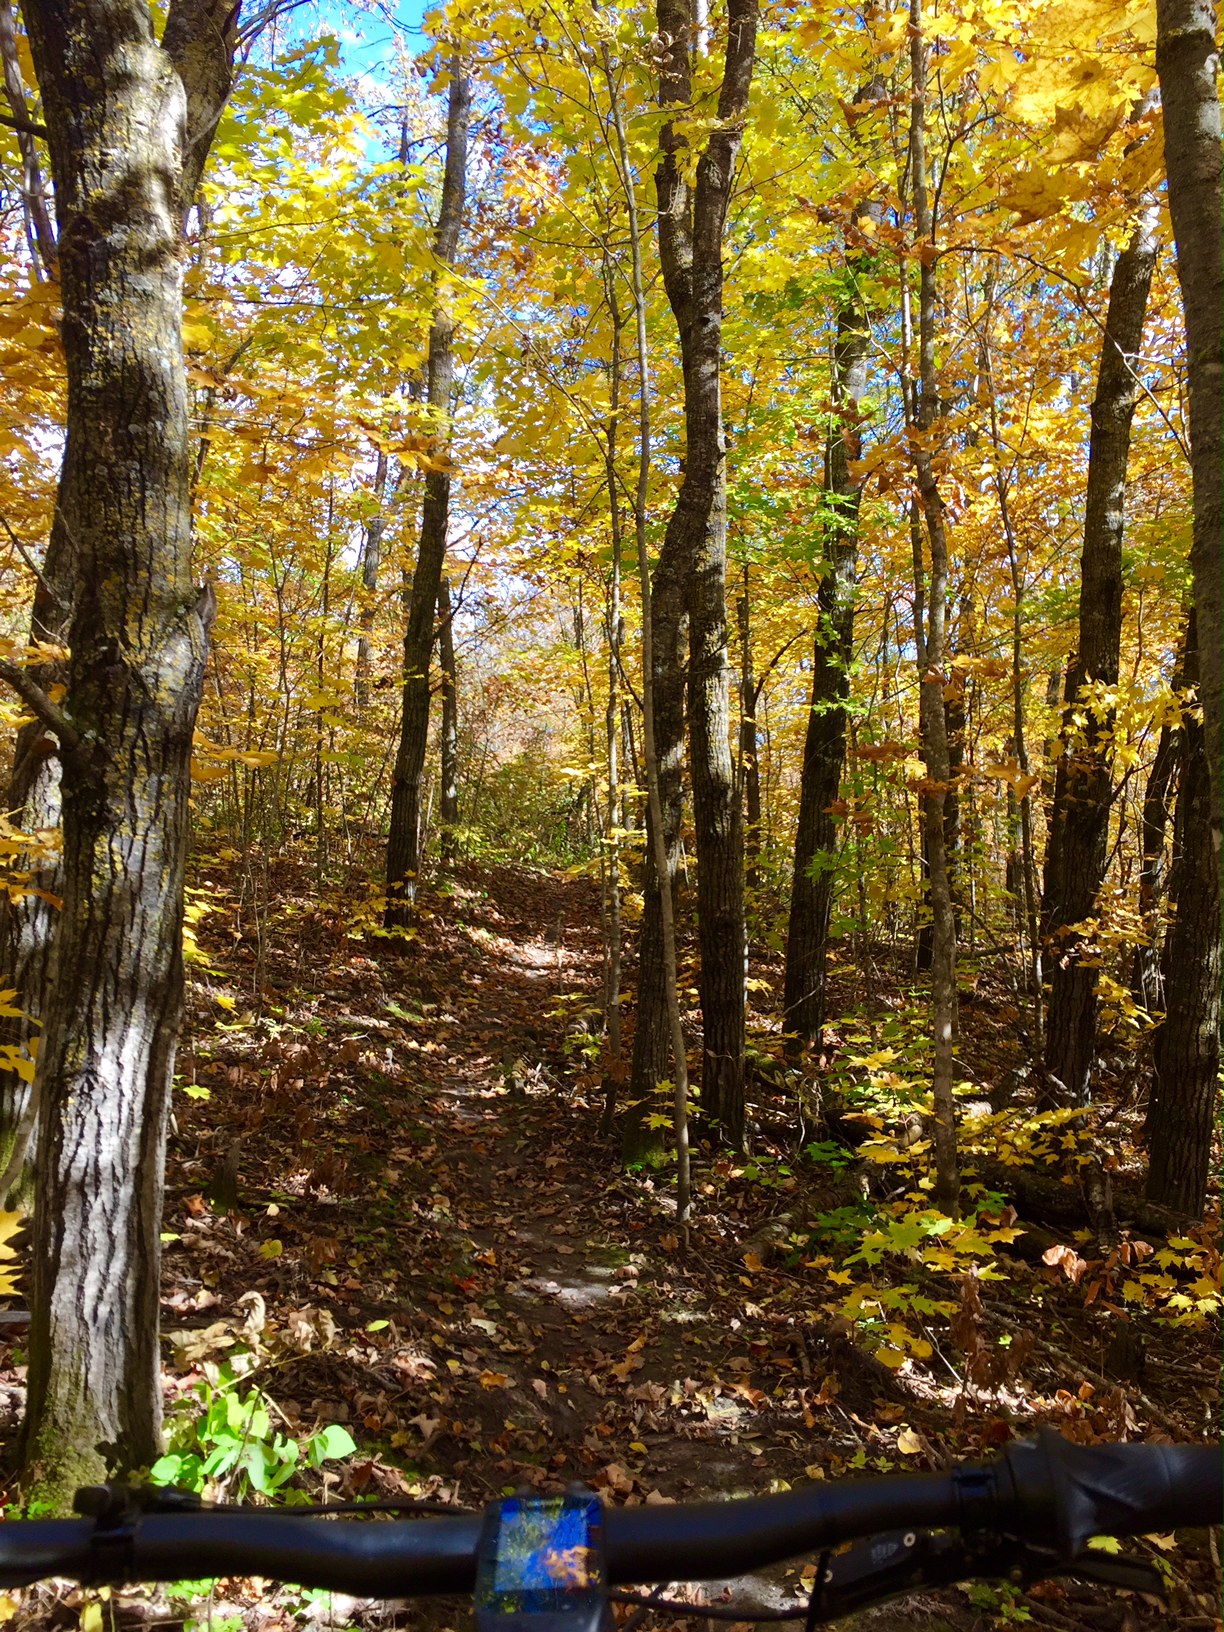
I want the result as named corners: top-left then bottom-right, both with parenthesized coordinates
top-left (0, 860), bottom-right (1218, 1632)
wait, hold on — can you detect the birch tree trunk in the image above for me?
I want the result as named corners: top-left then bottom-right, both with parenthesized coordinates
top-left (16, 0), bottom-right (239, 1503)
top-left (385, 61), bottom-right (469, 925)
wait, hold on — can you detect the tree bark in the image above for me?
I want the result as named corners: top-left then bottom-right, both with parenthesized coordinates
top-left (354, 447), bottom-right (389, 711)
top-left (0, 4), bottom-right (80, 1177)
top-left (624, 538), bottom-right (686, 1157)
top-left (906, 0), bottom-right (958, 1216)
top-left (436, 575), bottom-right (460, 866)
top-left (1156, 0), bottom-right (1223, 885)
top-left (737, 577), bottom-right (761, 893)
top-left (17, 0), bottom-right (238, 1503)
top-left (600, 264), bottom-right (625, 1068)
top-left (0, 2), bottom-right (56, 276)
top-left (1132, 623), bottom-right (1189, 1013)
top-left (1041, 202), bottom-right (1158, 1106)
top-left (652, 0), bottom-right (755, 1149)
top-left (782, 141), bottom-right (881, 1052)
top-left (1146, 610), bottom-right (1221, 1218)
top-left (604, 41), bottom-right (690, 1211)
top-left (385, 61), bottom-right (469, 925)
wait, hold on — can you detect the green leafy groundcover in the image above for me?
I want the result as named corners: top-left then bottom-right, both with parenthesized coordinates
top-left (151, 1367), bottom-right (356, 1503)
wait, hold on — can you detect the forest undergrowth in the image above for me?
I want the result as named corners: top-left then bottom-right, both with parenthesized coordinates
top-left (0, 860), bottom-right (1217, 1632)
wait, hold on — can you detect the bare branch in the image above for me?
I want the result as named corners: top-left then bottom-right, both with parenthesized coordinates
top-left (0, 510), bottom-right (63, 611)
top-left (0, 660), bottom-right (79, 752)
top-left (0, 107), bottom-right (47, 137)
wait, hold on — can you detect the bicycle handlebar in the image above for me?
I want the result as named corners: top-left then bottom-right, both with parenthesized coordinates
top-left (0, 1432), bottom-right (1215, 1595)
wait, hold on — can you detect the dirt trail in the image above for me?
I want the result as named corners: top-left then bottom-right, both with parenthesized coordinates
top-left (141, 862), bottom-right (1216, 1632)
top-left (165, 863), bottom-right (841, 1513)
top-left (347, 867), bottom-right (842, 1618)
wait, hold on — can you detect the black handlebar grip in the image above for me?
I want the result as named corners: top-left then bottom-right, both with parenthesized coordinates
top-left (1004, 1429), bottom-right (1222, 1559)
top-left (0, 1521), bottom-right (96, 1589)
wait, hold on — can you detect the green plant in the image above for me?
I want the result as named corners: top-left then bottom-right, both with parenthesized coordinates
top-left (802, 1139), bottom-right (855, 1171)
top-left (964, 1581), bottom-right (1033, 1624)
top-left (151, 1368), bottom-right (356, 1502)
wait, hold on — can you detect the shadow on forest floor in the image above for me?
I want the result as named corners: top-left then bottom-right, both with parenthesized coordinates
top-left (0, 860), bottom-right (1218, 1632)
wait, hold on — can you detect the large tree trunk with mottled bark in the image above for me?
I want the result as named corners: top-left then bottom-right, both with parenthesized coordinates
top-left (1041, 204), bottom-right (1158, 1107)
top-left (1156, 0), bottom-right (1223, 885)
top-left (650, 0), bottom-right (755, 1149)
top-left (1146, 611), bottom-right (1221, 1218)
top-left (385, 62), bottom-right (469, 925)
top-left (14, 0), bottom-right (239, 1504)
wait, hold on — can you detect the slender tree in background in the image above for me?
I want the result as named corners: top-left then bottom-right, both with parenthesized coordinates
top-left (1146, 610), bottom-right (1221, 1218)
top-left (623, 483), bottom-right (687, 1153)
top-left (0, 2), bottom-right (55, 277)
top-left (905, 0), bottom-right (958, 1215)
top-left (8, 0), bottom-right (240, 1500)
top-left (652, 0), bottom-right (756, 1148)
top-left (604, 40), bottom-right (691, 1217)
top-left (1156, 0), bottom-right (1223, 884)
top-left (1041, 192), bottom-right (1158, 1107)
top-left (354, 447), bottom-right (390, 711)
top-left (784, 80), bottom-right (884, 1057)
top-left (437, 575), bottom-right (460, 865)
top-left (0, 0), bottom-right (62, 1181)
top-left (386, 59), bottom-right (470, 925)
top-left (737, 573), bottom-right (760, 892)
top-left (1132, 622), bottom-right (1188, 1015)
top-left (598, 251), bottom-right (626, 1063)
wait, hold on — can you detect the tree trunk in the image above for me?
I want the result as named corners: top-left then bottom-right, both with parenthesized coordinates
top-left (624, 540), bottom-right (686, 1158)
top-left (1156, 0), bottom-right (1223, 885)
top-left (1132, 622), bottom-right (1189, 1013)
top-left (16, 0), bottom-right (238, 1504)
top-left (991, 376), bottom-right (1044, 1047)
top-left (0, 2), bottom-right (56, 276)
top-left (1041, 202), bottom-right (1158, 1106)
top-left (944, 668), bottom-right (965, 935)
top-left (603, 42), bottom-right (690, 1210)
top-left (385, 62), bottom-right (469, 925)
top-left (0, 1), bottom-right (76, 1182)
top-left (783, 107), bottom-right (882, 1053)
top-left (600, 268), bottom-right (625, 1068)
top-left (0, 548), bottom-right (70, 1188)
top-left (437, 575), bottom-right (460, 867)
top-left (907, 0), bottom-right (958, 1216)
top-left (1146, 611), bottom-right (1221, 1218)
top-left (737, 577), bottom-right (761, 894)
top-left (354, 447), bottom-right (389, 711)
top-left (652, 0), bottom-right (755, 1149)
